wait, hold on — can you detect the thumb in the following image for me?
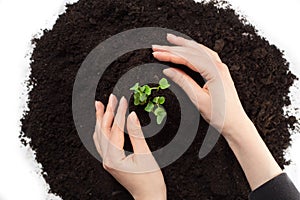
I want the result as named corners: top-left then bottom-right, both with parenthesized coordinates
top-left (127, 112), bottom-right (151, 154)
top-left (163, 68), bottom-right (210, 114)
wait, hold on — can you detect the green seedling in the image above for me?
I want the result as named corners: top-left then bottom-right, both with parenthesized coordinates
top-left (130, 78), bottom-right (170, 124)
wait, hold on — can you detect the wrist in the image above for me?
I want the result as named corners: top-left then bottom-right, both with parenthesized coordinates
top-left (223, 117), bottom-right (257, 147)
top-left (222, 117), bottom-right (283, 190)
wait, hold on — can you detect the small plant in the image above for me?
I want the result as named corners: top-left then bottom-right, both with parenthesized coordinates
top-left (130, 78), bottom-right (170, 124)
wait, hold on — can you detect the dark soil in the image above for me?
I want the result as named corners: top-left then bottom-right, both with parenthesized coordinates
top-left (21, 0), bottom-right (297, 199)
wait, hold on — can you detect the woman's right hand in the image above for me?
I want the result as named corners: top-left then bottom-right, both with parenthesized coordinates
top-left (93, 95), bottom-right (166, 200)
top-left (152, 33), bottom-right (252, 139)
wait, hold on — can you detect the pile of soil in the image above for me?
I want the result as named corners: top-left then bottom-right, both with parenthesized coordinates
top-left (21, 0), bottom-right (297, 199)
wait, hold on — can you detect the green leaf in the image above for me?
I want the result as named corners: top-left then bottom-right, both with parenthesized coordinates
top-left (159, 78), bottom-right (170, 89)
top-left (140, 85), bottom-right (146, 92)
top-left (134, 93), bottom-right (140, 105)
top-left (157, 114), bottom-right (166, 124)
top-left (130, 83), bottom-right (139, 91)
top-left (139, 93), bottom-right (147, 103)
top-left (158, 96), bottom-right (165, 104)
top-left (144, 85), bottom-right (151, 95)
top-left (144, 102), bottom-right (154, 112)
top-left (152, 97), bottom-right (159, 104)
top-left (154, 107), bottom-right (164, 116)
top-left (154, 107), bottom-right (167, 124)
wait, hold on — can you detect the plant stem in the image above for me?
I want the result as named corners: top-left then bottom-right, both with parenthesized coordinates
top-left (150, 87), bottom-right (160, 90)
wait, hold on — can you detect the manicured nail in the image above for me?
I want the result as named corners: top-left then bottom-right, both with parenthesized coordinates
top-left (167, 33), bottom-right (177, 40)
top-left (120, 96), bottom-right (127, 106)
top-left (152, 52), bottom-right (160, 59)
top-left (109, 93), bottom-right (117, 103)
top-left (95, 101), bottom-right (98, 108)
top-left (163, 68), bottom-right (176, 78)
top-left (95, 101), bottom-right (102, 110)
top-left (109, 93), bottom-right (118, 108)
top-left (152, 44), bottom-right (160, 49)
top-left (152, 52), bottom-right (158, 56)
top-left (130, 111), bottom-right (139, 124)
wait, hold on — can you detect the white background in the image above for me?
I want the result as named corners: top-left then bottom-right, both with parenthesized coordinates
top-left (0, 0), bottom-right (299, 199)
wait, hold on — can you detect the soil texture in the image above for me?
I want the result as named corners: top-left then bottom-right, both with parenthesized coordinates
top-left (21, 0), bottom-right (297, 199)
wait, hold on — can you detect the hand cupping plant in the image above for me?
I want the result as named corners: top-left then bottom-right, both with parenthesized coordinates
top-left (130, 78), bottom-right (170, 124)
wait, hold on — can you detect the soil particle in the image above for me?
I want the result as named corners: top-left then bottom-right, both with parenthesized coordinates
top-left (214, 39), bottom-right (225, 52)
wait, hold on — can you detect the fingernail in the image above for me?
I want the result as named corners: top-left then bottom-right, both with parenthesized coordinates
top-left (152, 52), bottom-right (160, 59)
top-left (167, 33), bottom-right (177, 39)
top-left (95, 101), bottom-right (101, 110)
top-left (130, 111), bottom-right (139, 124)
top-left (109, 93), bottom-right (118, 108)
top-left (109, 93), bottom-right (114, 100)
top-left (152, 44), bottom-right (160, 49)
top-left (163, 68), bottom-right (176, 78)
top-left (120, 96), bottom-right (127, 105)
top-left (109, 93), bottom-right (116, 102)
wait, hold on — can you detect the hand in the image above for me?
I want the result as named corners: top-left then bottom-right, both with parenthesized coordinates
top-left (93, 94), bottom-right (166, 200)
top-left (152, 33), bottom-right (252, 139)
top-left (153, 34), bottom-right (282, 190)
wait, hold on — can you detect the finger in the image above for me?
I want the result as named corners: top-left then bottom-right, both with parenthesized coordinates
top-left (95, 101), bottom-right (104, 122)
top-left (102, 94), bottom-right (118, 132)
top-left (94, 101), bottom-right (105, 157)
top-left (152, 44), bottom-right (185, 53)
top-left (166, 33), bottom-right (192, 47)
top-left (154, 34), bottom-right (221, 67)
top-left (153, 43), bottom-right (219, 81)
top-left (166, 33), bottom-right (222, 63)
top-left (198, 44), bottom-right (222, 63)
top-left (127, 112), bottom-right (151, 154)
top-left (169, 46), bottom-right (220, 81)
top-left (152, 51), bottom-right (198, 72)
top-left (166, 33), bottom-right (203, 52)
top-left (93, 131), bottom-right (103, 158)
top-left (163, 68), bottom-right (210, 113)
top-left (110, 96), bottom-right (127, 149)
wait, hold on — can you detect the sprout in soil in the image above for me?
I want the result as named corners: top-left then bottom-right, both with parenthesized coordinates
top-left (130, 78), bottom-right (170, 124)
